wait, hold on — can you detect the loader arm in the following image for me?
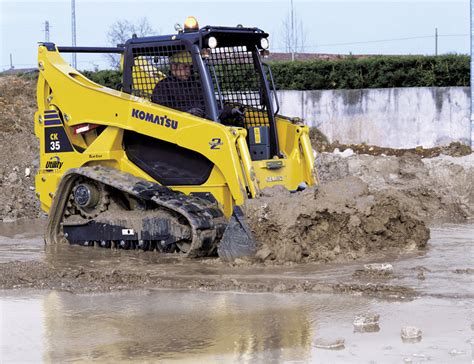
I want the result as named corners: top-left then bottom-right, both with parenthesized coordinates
top-left (35, 44), bottom-right (256, 218)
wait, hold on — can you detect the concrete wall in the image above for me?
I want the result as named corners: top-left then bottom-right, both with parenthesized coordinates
top-left (277, 87), bottom-right (471, 148)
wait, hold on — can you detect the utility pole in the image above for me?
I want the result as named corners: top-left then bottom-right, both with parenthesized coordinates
top-left (471, 0), bottom-right (474, 149)
top-left (9, 54), bottom-right (14, 70)
top-left (44, 21), bottom-right (50, 42)
top-left (435, 28), bottom-right (438, 56)
top-left (291, 0), bottom-right (295, 61)
top-left (71, 0), bottom-right (77, 68)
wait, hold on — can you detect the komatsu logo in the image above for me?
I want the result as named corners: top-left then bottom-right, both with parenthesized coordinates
top-left (45, 156), bottom-right (63, 169)
top-left (131, 108), bottom-right (178, 130)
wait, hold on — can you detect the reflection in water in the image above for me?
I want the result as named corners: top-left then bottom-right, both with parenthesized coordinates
top-left (0, 289), bottom-right (471, 363)
top-left (40, 291), bottom-right (315, 363)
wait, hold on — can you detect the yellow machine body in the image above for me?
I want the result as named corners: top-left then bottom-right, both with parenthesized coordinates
top-left (35, 47), bottom-right (316, 219)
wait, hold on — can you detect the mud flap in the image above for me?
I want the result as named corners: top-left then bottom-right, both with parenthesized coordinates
top-left (217, 206), bottom-right (256, 262)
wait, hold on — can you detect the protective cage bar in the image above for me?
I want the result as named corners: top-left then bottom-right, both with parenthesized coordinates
top-left (207, 46), bottom-right (271, 128)
top-left (57, 46), bottom-right (124, 53)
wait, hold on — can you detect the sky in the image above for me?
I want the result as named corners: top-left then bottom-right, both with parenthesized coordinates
top-left (0, 0), bottom-right (470, 71)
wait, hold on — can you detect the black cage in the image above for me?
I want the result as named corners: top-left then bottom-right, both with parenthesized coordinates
top-left (206, 45), bottom-right (270, 128)
top-left (129, 44), bottom-right (207, 118)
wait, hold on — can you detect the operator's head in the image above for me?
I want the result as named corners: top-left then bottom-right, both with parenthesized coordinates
top-left (169, 51), bottom-right (193, 80)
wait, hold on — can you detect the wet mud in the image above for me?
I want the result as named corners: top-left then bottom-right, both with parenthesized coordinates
top-left (246, 176), bottom-right (429, 264)
top-left (317, 152), bottom-right (474, 223)
top-left (0, 221), bottom-right (472, 301)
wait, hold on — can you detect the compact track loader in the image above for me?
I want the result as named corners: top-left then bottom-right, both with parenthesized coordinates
top-left (35, 17), bottom-right (317, 261)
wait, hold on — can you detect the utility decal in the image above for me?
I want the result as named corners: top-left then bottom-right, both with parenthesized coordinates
top-left (44, 126), bottom-right (74, 153)
top-left (131, 108), bottom-right (178, 129)
top-left (45, 156), bottom-right (63, 170)
top-left (209, 138), bottom-right (223, 150)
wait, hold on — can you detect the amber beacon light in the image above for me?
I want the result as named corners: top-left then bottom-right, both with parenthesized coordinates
top-left (184, 16), bottom-right (199, 32)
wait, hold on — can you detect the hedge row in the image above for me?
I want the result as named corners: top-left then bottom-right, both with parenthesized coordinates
top-left (81, 70), bottom-right (122, 90)
top-left (268, 55), bottom-right (470, 90)
top-left (80, 55), bottom-right (469, 90)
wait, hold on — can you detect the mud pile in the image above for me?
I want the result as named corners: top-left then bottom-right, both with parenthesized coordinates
top-left (310, 127), bottom-right (471, 158)
top-left (246, 176), bottom-right (430, 264)
top-left (317, 152), bottom-right (474, 222)
top-left (0, 76), bottom-right (40, 221)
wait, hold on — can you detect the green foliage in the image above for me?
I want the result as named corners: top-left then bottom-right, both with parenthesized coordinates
top-left (268, 55), bottom-right (470, 90)
top-left (81, 70), bottom-right (122, 89)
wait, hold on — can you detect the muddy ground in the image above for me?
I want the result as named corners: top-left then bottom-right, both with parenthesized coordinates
top-left (0, 220), bottom-right (472, 300)
top-left (0, 74), bottom-right (472, 278)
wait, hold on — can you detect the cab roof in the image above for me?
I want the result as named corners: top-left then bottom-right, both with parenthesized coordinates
top-left (126, 25), bottom-right (269, 50)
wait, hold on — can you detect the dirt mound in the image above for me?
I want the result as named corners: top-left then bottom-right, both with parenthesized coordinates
top-left (246, 176), bottom-right (430, 264)
top-left (0, 75), bottom-right (37, 133)
top-left (310, 127), bottom-right (472, 158)
top-left (0, 76), bottom-right (41, 221)
top-left (316, 152), bottom-right (474, 222)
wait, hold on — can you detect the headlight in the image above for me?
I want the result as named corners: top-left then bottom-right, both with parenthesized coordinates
top-left (208, 36), bottom-right (218, 49)
top-left (260, 38), bottom-right (269, 49)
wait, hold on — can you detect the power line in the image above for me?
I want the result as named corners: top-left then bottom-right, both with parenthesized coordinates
top-left (271, 33), bottom-right (470, 51)
top-left (71, 0), bottom-right (77, 68)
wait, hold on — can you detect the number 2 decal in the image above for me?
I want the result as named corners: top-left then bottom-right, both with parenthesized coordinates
top-left (209, 138), bottom-right (223, 150)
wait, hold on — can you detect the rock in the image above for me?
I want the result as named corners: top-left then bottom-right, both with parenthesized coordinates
top-left (314, 337), bottom-right (345, 350)
top-left (24, 167), bottom-right (30, 178)
top-left (353, 313), bottom-right (380, 332)
top-left (340, 148), bottom-right (355, 158)
top-left (7, 172), bottom-right (18, 183)
top-left (255, 246), bottom-right (272, 261)
top-left (401, 326), bottom-right (422, 342)
top-left (448, 349), bottom-right (466, 356)
top-left (272, 283), bottom-right (286, 292)
top-left (364, 263), bottom-right (393, 275)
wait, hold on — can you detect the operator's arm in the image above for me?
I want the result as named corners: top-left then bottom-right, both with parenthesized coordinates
top-left (219, 104), bottom-right (246, 127)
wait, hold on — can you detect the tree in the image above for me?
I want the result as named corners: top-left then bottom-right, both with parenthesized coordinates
top-left (280, 2), bottom-right (307, 60)
top-left (106, 17), bottom-right (157, 69)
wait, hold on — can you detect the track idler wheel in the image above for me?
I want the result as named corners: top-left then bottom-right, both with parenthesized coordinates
top-left (72, 180), bottom-right (109, 219)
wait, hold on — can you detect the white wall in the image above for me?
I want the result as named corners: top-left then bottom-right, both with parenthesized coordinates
top-left (277, 87), bottom-right (471, 148)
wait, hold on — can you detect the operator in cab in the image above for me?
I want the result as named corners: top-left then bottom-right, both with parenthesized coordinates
top-left (151, 51), bottom-right (206, 117)
top-left (152, 50), bottom-right (246, 126)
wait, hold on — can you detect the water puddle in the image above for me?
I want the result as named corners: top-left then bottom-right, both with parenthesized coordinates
top-left (0, 221), bottom-right (472, 361)
top-left (1, 289), bottom-right (472, 362)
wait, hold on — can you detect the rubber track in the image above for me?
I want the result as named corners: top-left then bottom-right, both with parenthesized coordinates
top-left (46, 166), bottom-right (228, 257)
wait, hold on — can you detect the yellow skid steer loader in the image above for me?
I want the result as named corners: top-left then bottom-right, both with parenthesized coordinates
top-left (34, 17), bottom-right (317, 261)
